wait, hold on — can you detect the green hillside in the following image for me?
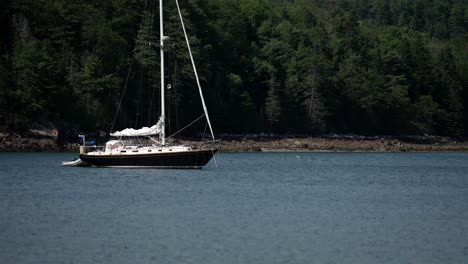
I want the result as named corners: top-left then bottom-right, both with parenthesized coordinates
top-left (1, 0), bottom-right (467, 136)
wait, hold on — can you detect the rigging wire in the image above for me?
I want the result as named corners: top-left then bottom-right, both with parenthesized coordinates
top-left (199, 121), bottom-right (208, 149)
top-left (165, 114), bottom-right (205, 140)
top-left (113, 0), bottom-right (217, 151)
top-left (173, 56), bottom-right (179, 130)
top-left (147, 1), bottom-right (157, 126)
top-left (135, 64), bottom-right (144, 128)
top-left (175, 0), bottom-right (216, 142)
top-left (110, 54), bottom-right (135, 134)
top-left (110, 1), bottom-right (150, 133)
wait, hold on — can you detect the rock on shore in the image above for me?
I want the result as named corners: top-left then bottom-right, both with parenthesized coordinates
top-left (0, 130), bottom-right (78, 152)
top-left (208, 137), bottom-right (468, 152)
top-left (1, 131), bottom-right (468, 153)
top-left (181, 136), bottom-right (468, 152)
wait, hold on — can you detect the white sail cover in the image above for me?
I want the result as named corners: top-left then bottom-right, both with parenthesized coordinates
top-left (110, 119), bottom-right (162, 137)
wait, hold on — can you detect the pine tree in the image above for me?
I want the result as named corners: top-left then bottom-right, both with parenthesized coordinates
top-left (135, 11), bottom-right (158, 67)
top-left (413, 95), bottom-right (439, 135)
top-left (265, 77), bottom-right (282, 130)
top-left (449, 4), bottom-right (465, 36)
top-left (433, 47), bottom-right (464, 135)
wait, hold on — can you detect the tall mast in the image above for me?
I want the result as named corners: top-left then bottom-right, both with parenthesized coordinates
top-left (159, 0), bottom-right (166, 146)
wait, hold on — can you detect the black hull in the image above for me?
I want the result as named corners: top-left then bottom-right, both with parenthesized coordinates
top-left (79, 149), bottom-right (217, 168)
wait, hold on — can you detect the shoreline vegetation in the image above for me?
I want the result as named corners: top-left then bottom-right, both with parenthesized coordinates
top-left (1, 1), bottom-right (467, 140)
top-left (1, 129), bottom-right (468, 153)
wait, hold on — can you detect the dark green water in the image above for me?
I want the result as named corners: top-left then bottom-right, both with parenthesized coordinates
top-left (0, 152), bottom-right (467, 263)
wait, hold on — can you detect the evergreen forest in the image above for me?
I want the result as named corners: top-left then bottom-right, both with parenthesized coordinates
top-left (1, 0), bottom-right (467, 137)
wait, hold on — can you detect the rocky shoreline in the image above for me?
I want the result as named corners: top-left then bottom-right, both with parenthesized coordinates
top-left (1, 130), bottom-right (468, 153)
top-left (209, 136), bottom-right (468, 152)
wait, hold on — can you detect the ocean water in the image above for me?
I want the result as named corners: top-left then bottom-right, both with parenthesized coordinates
top-left (0, 152), bottom-right (467, 264)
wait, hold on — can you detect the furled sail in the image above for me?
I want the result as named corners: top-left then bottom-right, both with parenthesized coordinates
top-left (110, 119), bottom-right (162, 137)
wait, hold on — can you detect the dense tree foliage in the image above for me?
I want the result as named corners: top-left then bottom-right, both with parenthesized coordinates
top-left (0, 0), bottom-right (467, 136)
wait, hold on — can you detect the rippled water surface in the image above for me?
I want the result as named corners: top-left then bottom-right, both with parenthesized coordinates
top-left (0, 152), bottom-right (467, 263)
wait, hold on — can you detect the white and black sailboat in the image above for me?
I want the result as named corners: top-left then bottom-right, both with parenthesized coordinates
top-left (66, 0), bottom-right (217, 168)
